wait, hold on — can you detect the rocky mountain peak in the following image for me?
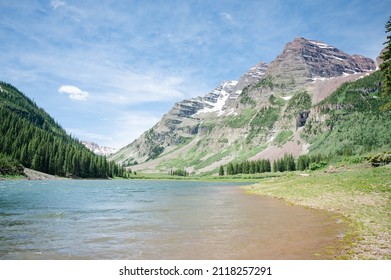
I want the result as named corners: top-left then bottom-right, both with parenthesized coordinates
top-left (265, 37), bottom-right (376, 88)
top-left (234, 61), bottom-right (268, 91)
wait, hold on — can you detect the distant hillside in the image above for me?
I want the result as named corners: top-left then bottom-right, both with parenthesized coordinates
top-left (0, 82), bottom-right (125, 178)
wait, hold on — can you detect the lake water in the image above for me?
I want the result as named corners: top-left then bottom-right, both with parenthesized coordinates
top-left (0, 180), bottom-right (345, 259)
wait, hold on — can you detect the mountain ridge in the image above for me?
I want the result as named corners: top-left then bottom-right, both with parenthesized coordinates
top-left (109, 37), bottom-right (378, 174)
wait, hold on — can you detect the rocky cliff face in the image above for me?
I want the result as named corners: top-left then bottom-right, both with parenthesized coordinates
top-left (266, 37), bottom-right (375, 89)
top-left (376, 47), bottom-right (388, 68)
top-left (234, 61), bottom-right (268, 92)
top-left (110, 37), bottom-right (376, 174)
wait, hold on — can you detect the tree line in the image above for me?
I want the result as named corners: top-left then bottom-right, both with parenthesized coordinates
top-left (219, 159), bottom-right (271, 176)
top-left (169, 169), bottom-right (190, 176)
top-left (219, 154), bottom-right (329, 175)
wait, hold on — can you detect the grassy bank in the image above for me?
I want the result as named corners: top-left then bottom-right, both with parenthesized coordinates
top-left (244, 164), bottom-right (391, 259)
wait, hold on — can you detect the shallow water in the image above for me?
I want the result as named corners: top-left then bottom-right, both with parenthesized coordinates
top-left (0, 180), bottom-right (345, 259)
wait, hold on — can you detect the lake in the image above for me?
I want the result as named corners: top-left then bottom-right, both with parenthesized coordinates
top-left (0, 179), bottom-right (345, 259)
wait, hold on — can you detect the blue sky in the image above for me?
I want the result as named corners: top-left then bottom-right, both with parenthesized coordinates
top-left (0, 0), bottom-right (389, 148)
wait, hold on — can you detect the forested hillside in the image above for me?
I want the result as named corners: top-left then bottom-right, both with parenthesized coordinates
top-left (303, 71), bottom-right (391, 158)
top-left (0, 82), bottom-right (126, 178)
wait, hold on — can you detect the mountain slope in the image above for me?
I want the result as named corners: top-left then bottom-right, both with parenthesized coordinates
top-left (302, 70), bottom-right (391, 157)
top-left (110, 37), bottom-right (377, 174)
top-left (109, 62), bottom-right (269, 167)
top-left (0, 82), bottom-right (125, 178)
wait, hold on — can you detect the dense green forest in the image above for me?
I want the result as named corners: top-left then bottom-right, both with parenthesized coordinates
top-left (0, 82), bottom-right (126, 178)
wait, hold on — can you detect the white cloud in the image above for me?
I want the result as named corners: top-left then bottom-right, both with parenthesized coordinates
top-left (50, 0), bottom-right (66, 10)
top-left (220, 12), bottom-right (234, 24)
top-left (59, 85), bottom-right (89, 101)
top-left (93, 73), bottom-right (186, 105)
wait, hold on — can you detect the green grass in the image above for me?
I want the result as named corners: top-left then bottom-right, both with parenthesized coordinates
top-left (119, 172), bottom-right (265, 182)
top-left (273, 130), bottom-right (294, 146)
top-left (223, 108), bottom-right (255, 128)
top-left (0, 174), bottom-right (26, 180)
top-left (244, 164), bottom-right (391, 259)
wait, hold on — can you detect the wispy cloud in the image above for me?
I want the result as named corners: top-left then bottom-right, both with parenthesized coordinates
top-left (50, 0), bottom-right (66, 10)
top-left (59, 85), bottom-right (89, 101)
top-left (220, 12), bottom-right (234, 24)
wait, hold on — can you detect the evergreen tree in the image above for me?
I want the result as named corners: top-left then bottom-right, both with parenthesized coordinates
top-left (297, 155), bottom-right (308, 171)
top-left (255, 160), bottom-right (261, 173)
top-left (233, 162), bottom-right (238, 175)
top-left (242, 161), bottom-right (249, 174)
top-left (219, 165), bottom-right (225, 176)
top-left (284, 154), bottom-right (296, 171)
top-left (237, 162), bottom-right (243, 174)
top-left (380, 16), bottom-right (391, 111)
top-left (227, 162), bottom-right (234, 175)
top-left (249, 161), bottom-right (255, 174)
top-left (260, 159), bottom-right (271, 173)
top-left (277, 158), bottom-right (285, 172)
top-left (272, 161), bottom-right (278, 172)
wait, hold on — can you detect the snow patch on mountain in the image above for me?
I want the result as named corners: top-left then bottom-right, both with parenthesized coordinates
top-left (82, 141), bottom-right (119, 156)
top-left (307, 39), bottom-right (334, 49)
top-left (194, 80), bottom-right (238, 116)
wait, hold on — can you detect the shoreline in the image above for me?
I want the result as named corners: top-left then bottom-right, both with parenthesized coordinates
top-left (3, 164), bottom-right (389, 259)
top-left (243, 164), bottom-right (391, 259)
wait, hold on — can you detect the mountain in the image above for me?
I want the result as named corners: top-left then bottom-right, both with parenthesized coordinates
top-left (266, 37), bottom-right (375, 88)
top-left (110, 37), bottom-right (379, 174)
top-left (82, 141), bottom-right (119, 156)
top-left (0, 82), bottom-right (125, 178)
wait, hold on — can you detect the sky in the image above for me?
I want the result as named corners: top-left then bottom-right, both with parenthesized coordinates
top-left (0, 0), bottom-right (389, 149)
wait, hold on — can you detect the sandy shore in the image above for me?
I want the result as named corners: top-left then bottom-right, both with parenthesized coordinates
top-left (244, 164), bottom-right (391, 259)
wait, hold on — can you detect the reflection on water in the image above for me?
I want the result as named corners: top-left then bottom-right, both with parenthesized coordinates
top-left (0, 180), bottom-right (345, 259)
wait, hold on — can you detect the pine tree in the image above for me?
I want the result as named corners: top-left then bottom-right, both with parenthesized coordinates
top-left (219, 165), bottom-right (225, 176)
top-left (248, 161), bottom-right (255, 174)
top-left (242, 161), bottom-right (249, 174)
top-left (297, 155), bottom-right (308, 171)
top-left (272, 161), bottom-right (278, 172)
top-left (237, 162), bottom-right (243, 174)
top-left (227, 162), bottom-right (234, 175)
top-left (380, 16), bottom-right (391, 111)
top-left (265, 159), bottom-right (271, 172)
top-left (233, 162), bottom-right (238, 175)
top-left (277, 158), bottom-right (285, 172)
top-left (284, 154), bottom-right (296, 171)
